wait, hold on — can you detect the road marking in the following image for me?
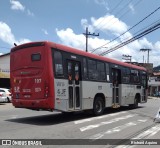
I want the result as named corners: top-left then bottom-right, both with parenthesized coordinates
top-left (0, 115), bottom-right (18, 119)
top-left (80, 114), bottom-right (136, 132)
top-left (89, 119), bottom-right (147, 140)
top-left (116, 124), bottom-right (160, 148)
top-left (11, 115), bottom-right (18, 119)
top-left (74, 111), bottom-right (127, 124)
top-left (132, 124), bottom-right (160, 139)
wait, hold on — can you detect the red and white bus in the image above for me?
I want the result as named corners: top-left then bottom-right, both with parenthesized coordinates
top-left (10, 41), bottom-right (148, 115)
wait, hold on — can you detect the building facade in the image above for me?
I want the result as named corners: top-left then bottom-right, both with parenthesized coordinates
top-left (0, 53), bottom-right (10, 88)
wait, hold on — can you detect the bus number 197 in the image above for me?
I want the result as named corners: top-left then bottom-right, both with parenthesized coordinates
top-left (35, 79), bottom-right (42, 83)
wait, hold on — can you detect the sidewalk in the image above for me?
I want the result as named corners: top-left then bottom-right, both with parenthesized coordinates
top-left (148, 96), bottom-right (160, 99)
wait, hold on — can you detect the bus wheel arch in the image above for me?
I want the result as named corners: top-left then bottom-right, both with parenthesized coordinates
top-left (93, 93), bottom-right (105, 116)
top-left (129, 93), bottom-right (140, 108)
top-left (135, 93), bottom-right (141, 103)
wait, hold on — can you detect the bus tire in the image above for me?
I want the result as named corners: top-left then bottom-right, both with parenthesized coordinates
top-left (129, 97), bottom-right (138, 108)
top-left (93, 97), bottom-right (104, 116)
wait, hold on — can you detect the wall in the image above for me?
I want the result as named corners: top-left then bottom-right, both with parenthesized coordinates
top-left (0, 54), bottom-right (10, 78)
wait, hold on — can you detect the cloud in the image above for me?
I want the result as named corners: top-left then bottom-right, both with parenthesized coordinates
top-left (10, 0), bottom-right (34, 16)
top-left (27, 9), bottom-right (34, 17)
top-left (10, 0), bottom-right (25, 11)
top-left (0, 21), bottom-right (31, 47)
top-left (129, 3), bottom-right (135, 14)
top-left (81, 15), bottom-right (128, 35)
top-left (56, 15), bottom-right (160, 67)
top-left (94, 0), bottom-right (109, 10)
top-left (41, 29), bottom-right (48, 35)
top-left (56, 28), bottom-right (86, 50)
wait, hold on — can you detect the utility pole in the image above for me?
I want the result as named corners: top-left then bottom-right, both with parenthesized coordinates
top-left (140, 49), bottom-right (151, 63)
top-left (83, 27), bottom-right (99, 52)
top-left (122, 54), bottom-right (132, 62)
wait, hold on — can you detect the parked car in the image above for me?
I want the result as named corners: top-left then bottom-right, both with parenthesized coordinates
top-left (0, 88), bottom-right (12, 103)
top-left (0, 92), bottom-right (7, 103)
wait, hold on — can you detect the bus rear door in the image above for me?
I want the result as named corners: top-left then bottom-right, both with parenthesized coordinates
top-left (141, 71), bottom-right (148, 103)
top-left (112, 68), bottom-right (121, 108)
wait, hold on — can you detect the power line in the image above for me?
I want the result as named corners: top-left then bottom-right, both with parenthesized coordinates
top-left (101, 22), bottom-right (160, 55)
top-left (94, 0), bottom-right (133, 33)
top-left (99, 21), bottom-right (160, 56)
top-left (113, 18), bottom-right (160, 47)
top-left (91, 0), bottom-right (141, 54)
top-left (98, 18), bottom-right (160, 55)
top-left (92, 5), bottom-right (160, 53)
top-left (94, 0), bottom-right (132, 30)
top-left (94, 0), bottom-right (125, 30)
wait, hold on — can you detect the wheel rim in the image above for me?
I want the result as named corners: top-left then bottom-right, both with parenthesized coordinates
top-left (96, 100), bottom-right (102, 113)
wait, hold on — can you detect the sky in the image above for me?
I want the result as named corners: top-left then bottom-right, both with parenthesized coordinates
top-left (1, 0), bottom-right (160, 67)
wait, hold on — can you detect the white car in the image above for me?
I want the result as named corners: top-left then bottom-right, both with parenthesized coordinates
top-left (0, 88), bottom-right (12, 103)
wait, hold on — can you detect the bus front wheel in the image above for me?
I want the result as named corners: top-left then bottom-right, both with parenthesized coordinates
top-left (93, 97), bottom-right (104, 116)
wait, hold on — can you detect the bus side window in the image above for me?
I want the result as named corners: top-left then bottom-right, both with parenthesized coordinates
top-left (131, 69), bottom-right (140, 84)
top-left (106, 63), bottom-right (110, 82)
top-left (54, 50), bottom-right (64, 77)
top-left (97, 61), bottom-right (105, 81)
top-left (122, 67), bottom-right (130, 83)
top-left (88, 59), bottom-right (97, 80)
top-left (83, 58), bottom-right (88, 79)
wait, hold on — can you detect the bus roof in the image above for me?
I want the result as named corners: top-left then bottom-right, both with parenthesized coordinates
top-left (11, 41), bottom-right (146, 71)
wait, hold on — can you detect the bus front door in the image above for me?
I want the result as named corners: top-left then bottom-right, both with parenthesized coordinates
top-left (67, 61), bottom-right (81, 110)
top-left (112, 68), bottom-right (121, 108)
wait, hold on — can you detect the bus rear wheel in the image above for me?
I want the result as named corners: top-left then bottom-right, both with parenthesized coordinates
top-left (93, 97), bottom-right (104, 116)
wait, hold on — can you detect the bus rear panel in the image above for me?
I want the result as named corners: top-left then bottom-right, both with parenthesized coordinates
top-left (11, 42), bottom-right (55, 111)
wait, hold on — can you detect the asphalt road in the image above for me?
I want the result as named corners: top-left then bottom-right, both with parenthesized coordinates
top-left (0, 98), bottom-right (160, 148)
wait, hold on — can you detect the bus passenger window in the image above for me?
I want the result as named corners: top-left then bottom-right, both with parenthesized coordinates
top-left (54, 51), bottom-right (64, 76)
top-left (83, 58), bottom-right (88, 79)
top-left (122, 68), bottom-right (130, 83)
top-left (97, 62), bottom-right (105, 81)
top-left (88, 59), bottom-right (97, 80)
top-left (131, 70), bottom-right (140, 83)
top-left (106, 63), bottom-right (110, 82)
